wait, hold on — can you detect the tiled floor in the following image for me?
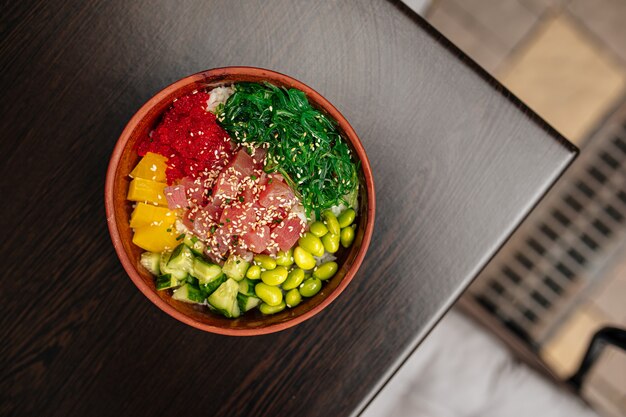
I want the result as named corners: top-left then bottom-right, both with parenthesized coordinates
top-left (423, 0), bottom-right (626, 146)
top-left (499, 15), bottom-right (626, 143)
top-left (568, 0), bottom-right (626, 65)
top-left (415, 1), bottom-right (626, 416)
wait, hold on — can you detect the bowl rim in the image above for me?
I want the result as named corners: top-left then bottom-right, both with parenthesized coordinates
top-left (105, 66), bottom-right (375, 336)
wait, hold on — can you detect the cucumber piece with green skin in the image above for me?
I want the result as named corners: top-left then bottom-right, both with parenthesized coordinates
top-left (172, 283), bottom-right (205, 304)
top-left (160, 252), bottom-right (188, 281)
top-left (156, 274), bottom-right (182, 290)
top-left (167, 243), bottom-right (194, 272)
top-left (237, 293), bottom-right (261, 312)
top-left (192, 257), bottom-right (223, 284)
top-left (199, 274), bottom-right (226, 298)
top-left (208, 278), bottom-right (241, 318)
top-left (237, 278), bottom-right (257, 297)
top-left (222, 255), bottom-right (250, 281)
top-left (184, 234), bottom-right (206, 256)
top-left (140, 252), bottom-right (161, 276)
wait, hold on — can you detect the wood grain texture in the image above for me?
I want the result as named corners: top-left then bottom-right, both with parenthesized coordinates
top-left (1, 1), bottom-right (575, 416)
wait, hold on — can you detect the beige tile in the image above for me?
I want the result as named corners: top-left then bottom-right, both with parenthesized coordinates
top-left (568, 0), bottom-right (626, 64)
top-left (594, 347), bottom-right (626, 399)
top-left (450, 0), bottom-right (539, 50)
top-left (583, 375), bottom-right (626, 417)
top-left (540, 304), bottom-right (610, 378)
top-left (591, 268), bottom-right (626, 323)
top-left (426, 0), bottom-right (508, 72)
top-left (519, 0), bottom-right (571, 15)
top-left (498, 15), bottom-right (626, 144)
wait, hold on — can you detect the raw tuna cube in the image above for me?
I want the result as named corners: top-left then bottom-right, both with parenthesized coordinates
top-left (219, 205), bottom-right (255, 231)
top-left (241, 225), bottom-right (271, 253)
top-left (192, 209), bottom-right (217, 239)
top-left (180, 176), bottom-right (207, 205)
top-left (213, 149), bottom-right (257, 199)
top-left (231, 246), bottom-right (254, 261)
top-left (164, 185), bottom-right (187, 209)
top-left (259, 181), bottom-right (296, 209)
top-left (212, 168), bottom-right (239, 200)
top-left (231, 149), bottom-right (255, 178)
top-left (272, 216), bottom-right (305, 251)
top-left (251, 147), bottom-right (267, 167)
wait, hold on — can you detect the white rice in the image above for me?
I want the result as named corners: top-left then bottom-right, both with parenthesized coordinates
top-left (174, 219), bottom-right (189, 235)
top-left (206, 86), bottom-right (235, 113)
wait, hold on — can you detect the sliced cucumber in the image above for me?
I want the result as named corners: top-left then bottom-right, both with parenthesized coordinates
top-left (160, 252), bottom-right (189, 281)
top-left (222, 255), bottom-right (250, 281)
top-left (167, 243), bottom-right (194, 272)
top-left (140, 252), bottom-right (161, 276)
top-left (208, 278), bottom-right (241, 318)
top-left (172, 283), bottom-right (205, 304)
top-left (156, 274), bottom-right (182, 290)
top-left (184, 234), bottom-right (206, 256)
top-left (237, 293), bottom-right (261, 312)
top-left (199, 274), bottom-right (226, 298)
top-left (237, 278), bottom-right (256, 297)
top-left (192, 257), bottom-right (223, 284)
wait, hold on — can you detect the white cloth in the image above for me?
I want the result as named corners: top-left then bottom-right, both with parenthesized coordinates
top-left (362, 310), bottom-right (598, 417)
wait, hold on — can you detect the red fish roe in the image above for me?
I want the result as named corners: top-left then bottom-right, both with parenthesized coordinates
top-left (137, 90), bottom-right (234, 184)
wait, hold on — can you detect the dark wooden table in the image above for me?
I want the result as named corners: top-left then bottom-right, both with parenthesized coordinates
top-left (1, 1), bottom-right (576, 416)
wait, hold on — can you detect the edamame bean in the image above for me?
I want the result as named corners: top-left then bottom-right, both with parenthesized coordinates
top-left (285, 289), bottom-right (302, 307)
top-left (299, 277), bottom-right (322, 297)
top-left (261, 266), bottom-right (289, 286)
top-left (298, 232), bottom-right (324, 257)
top-left (313, 261), bottom-right (338, 281)
top-left (322, 210), bottom-right (340, 235)
top-left (246, 265), bottom-right (262, 280)
top-left (275, 249), bottom-right (294, 266)
top-left (255, 282), bottom-right (283, 306)
top-left (309, 221), bottom-right (328, 237)
top-left (321, 233), bottom-right (340, 253)
top-left (294, 246), bottom-right (316, 270)
top-left (254, 255), bottom-right (276, 270)
top-left (337, 209), bottom-right (356, 228)
top-left (259, 301), bottom-right (286, 315)
top-left (340, 226), bottom-right (356, 248)
top-left (282, 268), bottom-right (305, 290)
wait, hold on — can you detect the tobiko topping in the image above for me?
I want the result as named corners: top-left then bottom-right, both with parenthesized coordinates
top-left (137, 90), bottom-right (233, 184)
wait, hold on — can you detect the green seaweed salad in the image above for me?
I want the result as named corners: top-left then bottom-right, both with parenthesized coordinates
top-left (216, 82), bottom-right (359, 218)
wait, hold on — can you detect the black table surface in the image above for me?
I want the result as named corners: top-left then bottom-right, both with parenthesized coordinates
top-left (1, 1), bottom-right (577, 416)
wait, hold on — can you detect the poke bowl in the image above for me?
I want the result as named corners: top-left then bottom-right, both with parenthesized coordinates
top-left (105, 67), bottom-right (375, 335)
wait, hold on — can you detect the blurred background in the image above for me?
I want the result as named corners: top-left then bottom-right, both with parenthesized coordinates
top-left (367, 1), bottom-right (626, 416)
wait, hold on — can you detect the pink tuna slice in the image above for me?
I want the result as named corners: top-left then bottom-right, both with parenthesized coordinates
top-left (251, 147), bottom-right (267, 167)
top-left (268, 172), bottom-right (285, 183)
top-left (231, 246), bottom-right (254, 261)
top-left (258, 181), bottom-right (296, 209)
top-left (212, 149), bottom-right (255, 200)
top-left (180, 176), bottom-right (207, 205)
top-left (272, 216), bottom-right (306, 251)
top-left (164, 185), bottom-right (187, 209)
top-left (192, 209), bottom-right (217, 239)
top-left (241, 225), bottom-right (271, 253)
top-left (219, 204), bottom-right (255, 232)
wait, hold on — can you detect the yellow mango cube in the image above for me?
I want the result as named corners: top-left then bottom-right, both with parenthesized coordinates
top-left (127, 178), bottom-right (168, 206)
top-left (132, 223), bottom-right (180, 252)
top-left (130, 152), bottom-right (168, 182)
top-left (130, 202), bottom-right (177, 229)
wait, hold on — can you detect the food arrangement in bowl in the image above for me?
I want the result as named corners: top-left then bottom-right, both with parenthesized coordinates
top-left (106, 67), bottom-right (374, 334)
top-left (128, 81), bottom-right (360, 318)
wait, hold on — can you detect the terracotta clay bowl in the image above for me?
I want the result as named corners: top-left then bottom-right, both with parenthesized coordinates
top-left (105, 67), bottom-right (375, 336)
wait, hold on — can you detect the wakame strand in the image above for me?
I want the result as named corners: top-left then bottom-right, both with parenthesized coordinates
top-left (216, 82), bottom-right (358, 218)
